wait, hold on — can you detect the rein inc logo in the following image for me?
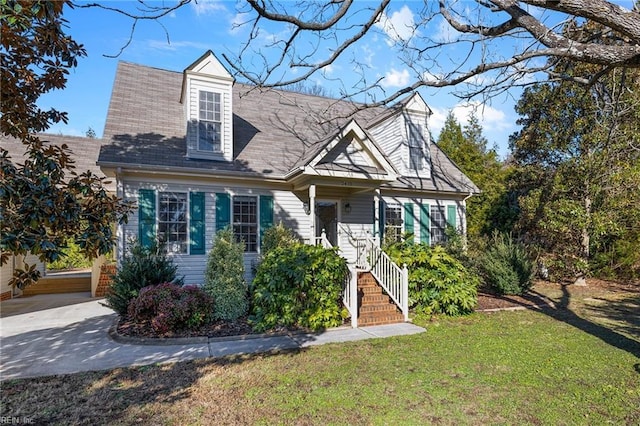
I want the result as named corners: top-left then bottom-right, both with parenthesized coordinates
top-left (0, 417), bottom-right (34, 425)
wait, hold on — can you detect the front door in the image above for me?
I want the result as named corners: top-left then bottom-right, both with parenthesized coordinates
top-left (315, 201), bottom-right (338, 246)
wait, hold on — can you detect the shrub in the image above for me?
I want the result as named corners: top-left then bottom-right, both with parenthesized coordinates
top-left (103, 239), bottom-right (184, 316)
top-left (385, 242), bottom-right (479, 316)
top-left (478, 232), bottom-right (534, 295)
top-left (204, 227), bottom-right (248, 321)
top-left (46, 239), bottom-right (93, 271)
top-left (260, 222), bottom-right (300, 256)
top-left (251, 244), bottom-right (347, 332)
top-left (127, 283), bottom-right (215, 335)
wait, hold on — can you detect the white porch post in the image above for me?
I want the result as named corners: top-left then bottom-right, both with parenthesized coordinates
top-left (374, 188), bottom-right (381, 245)
top-left (309, 184), bottom-right (316, 243)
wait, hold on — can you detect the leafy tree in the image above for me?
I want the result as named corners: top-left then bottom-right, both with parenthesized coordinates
top-left (509, 25), bottom-right (640, 282)
top-left (437, 111), bottom-right (508, 238)
top-left (0, 0), bottom-right (132, 288)
top-left (82, 1), bottom-right (640, 104)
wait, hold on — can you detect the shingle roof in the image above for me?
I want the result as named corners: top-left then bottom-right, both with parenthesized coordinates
top-left (98, 61), bottom-right (479, 194)
top-left (1, 134), bottom-right (114, 191)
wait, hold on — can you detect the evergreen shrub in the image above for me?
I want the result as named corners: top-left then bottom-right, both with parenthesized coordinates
top-left (204, 227), bottom-right (248, 321)
top-left (103, 239), bottom-right (184, 316)
top-left (385, 242), bottom-right (479, 316)
top-left (478, 232), bottom-right (534, 295)
top-left (251, 244), bottom-right (347, 331)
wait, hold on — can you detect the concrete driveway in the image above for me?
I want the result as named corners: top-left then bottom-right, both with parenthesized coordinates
top-left (0, 293), bottom-right (425, 380)
top-left (0, 294), bottom-right (213, 380)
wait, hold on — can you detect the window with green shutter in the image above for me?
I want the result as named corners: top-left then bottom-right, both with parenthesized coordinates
top-left (447, 205), bottom-right (457, 229)
top-left (215, 193), bottom-right (231, 231)
top-left (190, 192), bottom-right (205, 255)
top-left (420, 203), bottom-right (430, 245)
top-left (403, 203), bottom-right (414, 242)
top-left (259, 195), bottom-right (274, 245)
top-left (138, 189), bottom-right (156, 248)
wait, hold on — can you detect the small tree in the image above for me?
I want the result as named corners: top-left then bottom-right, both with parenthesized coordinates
top-left (204, 227), bottom-right (248, 321)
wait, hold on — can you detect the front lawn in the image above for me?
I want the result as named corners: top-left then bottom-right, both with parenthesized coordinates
top-left (2, 283), bottom-right (639, 425)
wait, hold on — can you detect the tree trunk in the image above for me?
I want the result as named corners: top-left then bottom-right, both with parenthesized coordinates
top-left (574, 195), bottom-right (592, 286)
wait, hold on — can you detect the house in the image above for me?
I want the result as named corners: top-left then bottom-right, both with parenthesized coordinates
top-left (96, 51), bottom-right (479, 325)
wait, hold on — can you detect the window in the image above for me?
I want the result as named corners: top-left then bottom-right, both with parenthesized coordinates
top-left (198, 91), bottom-right (221, 152)
top-left (430, 205), bottom-right (446, 246)
top-left (384, 205), bottom-right (403, 243)
top-left (233, 196), bottom-right (258, 252)
top-left (158, 192), bottom-right (188, 253)
top-left (408, 122), bottom-right (424, 170)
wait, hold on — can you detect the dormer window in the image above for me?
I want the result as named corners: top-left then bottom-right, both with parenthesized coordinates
top-left (198, 91), bottom-right (222, 152)
top-left (408, 122), bottom-right (424, 170)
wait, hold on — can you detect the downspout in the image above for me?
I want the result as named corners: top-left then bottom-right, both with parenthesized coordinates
top-left (462, 191), bottom-right (474, 250)
top-left (116, 167), bottom-right (124, 267)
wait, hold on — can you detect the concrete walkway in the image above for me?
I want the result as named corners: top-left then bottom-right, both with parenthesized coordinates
top-left (0, 294), bottom-right (425, 380)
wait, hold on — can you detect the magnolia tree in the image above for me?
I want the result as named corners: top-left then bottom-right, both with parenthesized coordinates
top-left (1, 1), bottom-right (132, 288)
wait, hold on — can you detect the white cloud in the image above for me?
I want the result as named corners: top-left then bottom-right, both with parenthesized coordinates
top-left (191, 0), bottom-right (227, 16)
top-left (381, 68), bottom-right (410, 88)
top-left (429, 101), bottom-right (511, 135)
top-left (375, 5), bottom-right (417, 45)
top-left (145, 40), bottom-right (211, 52)
top-left (433, 18), bottom-right (460, 43)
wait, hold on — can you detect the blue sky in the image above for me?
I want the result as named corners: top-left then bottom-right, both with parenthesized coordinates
top-left (39, 1), bottom-right (543, 158)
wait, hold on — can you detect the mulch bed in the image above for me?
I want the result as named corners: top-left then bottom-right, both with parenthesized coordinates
top-left (117, 279), bottom-right (638, 339)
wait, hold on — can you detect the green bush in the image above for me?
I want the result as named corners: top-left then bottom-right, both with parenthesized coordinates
top-left (46, 239), bottom-right (93, 271)
top-left (478, 232), bottom-right (534, 295)
top-left (204, 227), bottom-right (248, 321)
top-left (261, 222), bottom-right (300, 256)
top-left (385, 242), bottom-right (479, 316)
top-left (103, 239), bottom-right (184, 316)
top-left (127, 283), bottom-right (215, 335)
top-left (251, 244), bottom-right (347, 332)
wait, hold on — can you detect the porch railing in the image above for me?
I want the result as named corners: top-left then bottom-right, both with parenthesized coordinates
top-left (313, 229), bottom-right (358, 328)
top-left (355, 238), bottom-right (409, 322)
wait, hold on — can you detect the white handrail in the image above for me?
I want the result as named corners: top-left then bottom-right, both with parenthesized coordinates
top-left (343, 264), bottom-right (358, 328)
top-left (355, 238), bottom-right (409, 321)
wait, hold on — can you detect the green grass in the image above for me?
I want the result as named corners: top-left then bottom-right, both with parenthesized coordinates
top-left (2, 284), bottom-right (639, 425)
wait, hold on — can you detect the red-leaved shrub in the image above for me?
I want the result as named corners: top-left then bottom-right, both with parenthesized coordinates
top-left (127, 283), bottom-right (215, 335)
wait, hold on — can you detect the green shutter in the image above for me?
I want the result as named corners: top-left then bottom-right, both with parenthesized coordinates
top-left (420, 203), bottom-right (430, 245)
top-left (190, 192), bottom-right (205, 255)
top-left (403, 203), bottom-right (414, 241)
top-left (215, 193), bottom-right (231, 231)
top-left (447, 205), bottom-right (457, 229)
top-left (379, 200), bottom-right (385, 240)
top-left (138, 189), bottom-right (156, 248)
top-left (259, 195), bottom-right (274, 243)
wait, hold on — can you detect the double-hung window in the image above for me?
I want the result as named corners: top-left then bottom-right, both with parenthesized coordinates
top-left (158, 192), bottom-right (188, 253)
top-left (430, 205), bottom-right (446, 246)
top-left (408, 122), bottom-right (424, 171)
top-left (198, 91), bottom-right (221, 152)
top-left (384, 204), bottom-right (403, 243)
top-left (233, 196), bottom-right (258, 252)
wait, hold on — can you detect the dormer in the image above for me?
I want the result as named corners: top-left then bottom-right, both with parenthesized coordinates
top-left (368, 92), bottom-right (432, 177)
top-left (180, 51), bottom-right (234, 161)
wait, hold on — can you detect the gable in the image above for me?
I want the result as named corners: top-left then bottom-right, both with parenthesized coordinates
top-left (301, 120), bottom-right (397, 180)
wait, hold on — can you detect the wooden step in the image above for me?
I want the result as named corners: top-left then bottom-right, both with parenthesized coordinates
top-left (22, 272), bottom-right (91, 295)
